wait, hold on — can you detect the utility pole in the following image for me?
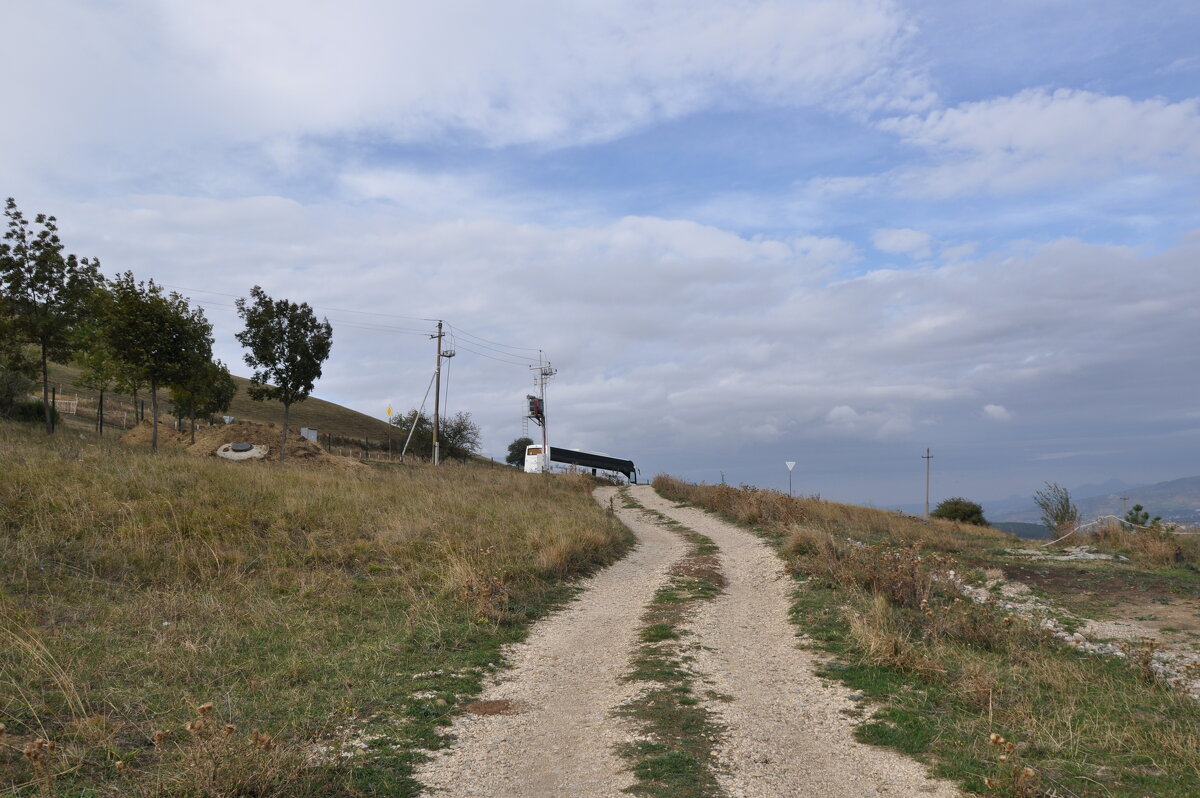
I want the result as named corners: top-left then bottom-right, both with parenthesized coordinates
top-left (529, 354), bottom-right (556, 472)
top-left (923, 448), bottom-right (933, 518)
top-left (432, 321), bottom-right (443, 465)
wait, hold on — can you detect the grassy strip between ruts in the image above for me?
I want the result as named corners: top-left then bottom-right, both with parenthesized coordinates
top-left (0, 419), bottom-right (633, 797)
top-left (616, 489), bottom-right (726, 798)
top-left (652, 475), bottom-right (1200, 798)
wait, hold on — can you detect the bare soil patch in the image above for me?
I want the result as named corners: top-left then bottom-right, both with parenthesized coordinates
top-left (463, 700), bottom-right (524, 716)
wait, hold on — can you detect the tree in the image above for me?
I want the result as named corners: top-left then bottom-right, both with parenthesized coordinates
top-left (390, 410), bottom-right (432, 460)
top-left (389, 410), bottom-right (480, 461)
top-left (930, 497), bottom-right (988, 526)
top-left (1122, 504), bottom-right (1162, 530)
top-left (235, 286), bottom-right (332, 463)
top-left (103, 273), bottom-right (213, 452)
top-left (440, 411), bottom-right (482, 461)
top-left (170, 359), bottom-right (237, 444)
top-left (506, 436), bottom-right (534, 467)
top-left (0, 296), bottom-right (35, 415)
top-left (1034, 482), bottom-right (1079, 537)
top-left (0, 198), bottom-right (102, 433)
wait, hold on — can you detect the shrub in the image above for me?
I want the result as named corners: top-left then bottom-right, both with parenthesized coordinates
top-left (1033, 482), bottom-right (1078, 536)
top-left (3, 398), bottom-right (59, 424)
top-left (930, 497), bottom-right (988, 526)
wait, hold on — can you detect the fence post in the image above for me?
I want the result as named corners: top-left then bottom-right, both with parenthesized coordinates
top-left (51, 386), bottom-right (57, 432)
top-left (98, 390), bottom-right (104, 436)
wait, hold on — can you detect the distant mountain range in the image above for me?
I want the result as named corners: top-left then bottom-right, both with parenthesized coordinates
top-left (988, 476), bottom-right (1200, 525)
top-left (890, 476), bottom-right (1200, 529)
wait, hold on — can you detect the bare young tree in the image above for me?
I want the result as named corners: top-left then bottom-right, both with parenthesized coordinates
top-left (1034, 482), bottom-right (1079, 536)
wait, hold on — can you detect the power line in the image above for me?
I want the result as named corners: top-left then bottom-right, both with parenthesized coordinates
top-left (448, 323), bottom-right (542, 353)
top-left (452, 342), bottom-right (541, 367)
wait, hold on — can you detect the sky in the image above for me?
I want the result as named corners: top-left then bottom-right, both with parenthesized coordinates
top-left (3, 1), bottom-right (1199, 507)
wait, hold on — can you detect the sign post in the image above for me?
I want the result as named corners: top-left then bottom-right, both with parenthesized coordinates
top-left (785, 460), bottom-right (796, 497)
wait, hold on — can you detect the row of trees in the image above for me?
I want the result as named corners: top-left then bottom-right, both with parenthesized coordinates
top-left (0, 198), bottom-right (334, 461)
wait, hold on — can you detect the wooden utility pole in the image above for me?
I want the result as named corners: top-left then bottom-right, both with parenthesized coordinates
top-left (432, 321), bottom-right (443, 465)
top-left (923, 448), bottom-right (933, 517)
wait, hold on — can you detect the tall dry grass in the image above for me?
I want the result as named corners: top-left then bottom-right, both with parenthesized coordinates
top-left (652, 474), bottom-right (1008, 553)
top-left (0, 420), bottom-right (630, 795)
top-left (1069, 518), bottom-right (1196, 568)
top-left (653, 474), bottom-right (1200, 796)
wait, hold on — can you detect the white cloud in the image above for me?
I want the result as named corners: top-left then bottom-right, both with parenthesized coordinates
top-left (872, 227), bottom-right (933, 257)
top-left (0, 0), bottom-right (931, 191)
top-left (881, 89), bottom-right (1200, 195)
top-left (982, 404), bottom-right (1012, 421)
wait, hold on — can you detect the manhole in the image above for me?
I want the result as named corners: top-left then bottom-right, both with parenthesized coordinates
top-left (216, 443), bottom-right (268, 461)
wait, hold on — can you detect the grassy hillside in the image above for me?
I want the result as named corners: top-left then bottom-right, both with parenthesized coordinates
top-left (42, 361), bottom-right (398, 443)
top-left (0, 420), bottom-right (630, 796)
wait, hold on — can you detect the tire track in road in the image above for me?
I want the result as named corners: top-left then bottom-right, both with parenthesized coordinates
top-left (634, 485), bottom-right (961, 798)
top-left (415, 486), bottom-right (688, 797)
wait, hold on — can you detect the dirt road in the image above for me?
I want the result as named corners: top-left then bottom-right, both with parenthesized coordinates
top-left (415, 484), bottom-right (959, 797)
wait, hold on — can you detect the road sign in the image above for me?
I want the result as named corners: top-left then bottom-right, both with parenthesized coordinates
top-left (785, 461), bottom-right (795, 471)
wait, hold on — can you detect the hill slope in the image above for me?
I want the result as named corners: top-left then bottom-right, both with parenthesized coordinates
top-left (44, 361), bottom-right (397, 442)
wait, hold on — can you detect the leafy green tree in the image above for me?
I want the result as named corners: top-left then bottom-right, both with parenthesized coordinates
top-left (930, 497), bottom-right (989, 526)
top-left (103, 273), bottom-right (213, 452)
top-left (170, 359), bottom-right (237, 444)
top-left (235, 285), bottom-right (332, 463)
top-left (391, 410), bottom-right (432, 460)
top-left (0, 296), bottom-right (36, 414)
top-left (440, 411), bottom-right (482, 461)
top-left (1122, 503), bottom-right (1162, 529)
top-left (0, 198), bottom-right (102, 433)
top-left (1034, 482), bottom-right (1079, 536)
top-left (506, 436), bottom-right (534, 467)
top-left (389, 410), bottom-right (480, 461)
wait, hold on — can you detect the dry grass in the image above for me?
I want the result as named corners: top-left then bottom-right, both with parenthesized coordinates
top-left (654, 474), bottom-right (1200, 796)
top-left (652, 474), bottom-right (1008, 553)
top-left (0, 420), bottom-right (630, 795)
top-left (1069, 518), bottom-right (1194, 568)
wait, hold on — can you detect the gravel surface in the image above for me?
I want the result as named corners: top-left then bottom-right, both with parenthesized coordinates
top-left (417, 485), bottom-right (961, 797)
top-left (634, 486), bottom-right (961, 798)
top-left (414, 486), bottom-right (687, 797)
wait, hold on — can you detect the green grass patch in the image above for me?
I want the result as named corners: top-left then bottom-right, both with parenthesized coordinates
top-left (616, 490), bottom-right (726, 798)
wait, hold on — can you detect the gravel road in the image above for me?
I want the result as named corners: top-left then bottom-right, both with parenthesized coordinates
top-left (634, 486), bottom-right (959, 798)
top-left (414, 486), bottom-right (686, 797)
top-left (416, 484), bottom-right (960, 797)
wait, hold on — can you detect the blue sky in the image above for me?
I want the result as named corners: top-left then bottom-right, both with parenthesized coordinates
top-left (4, 1), bottom-right (1199, 507)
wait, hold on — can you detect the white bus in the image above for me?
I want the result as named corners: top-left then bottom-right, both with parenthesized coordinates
top-left (524, 443), bottom-right (638, 483)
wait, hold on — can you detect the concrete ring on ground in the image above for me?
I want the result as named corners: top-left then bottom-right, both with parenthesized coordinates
top-left (216, 443), bottom-right (269, 461)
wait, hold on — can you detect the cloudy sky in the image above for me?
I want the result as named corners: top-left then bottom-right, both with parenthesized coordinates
top-left (5, 1), bottom-right (1199, 506)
